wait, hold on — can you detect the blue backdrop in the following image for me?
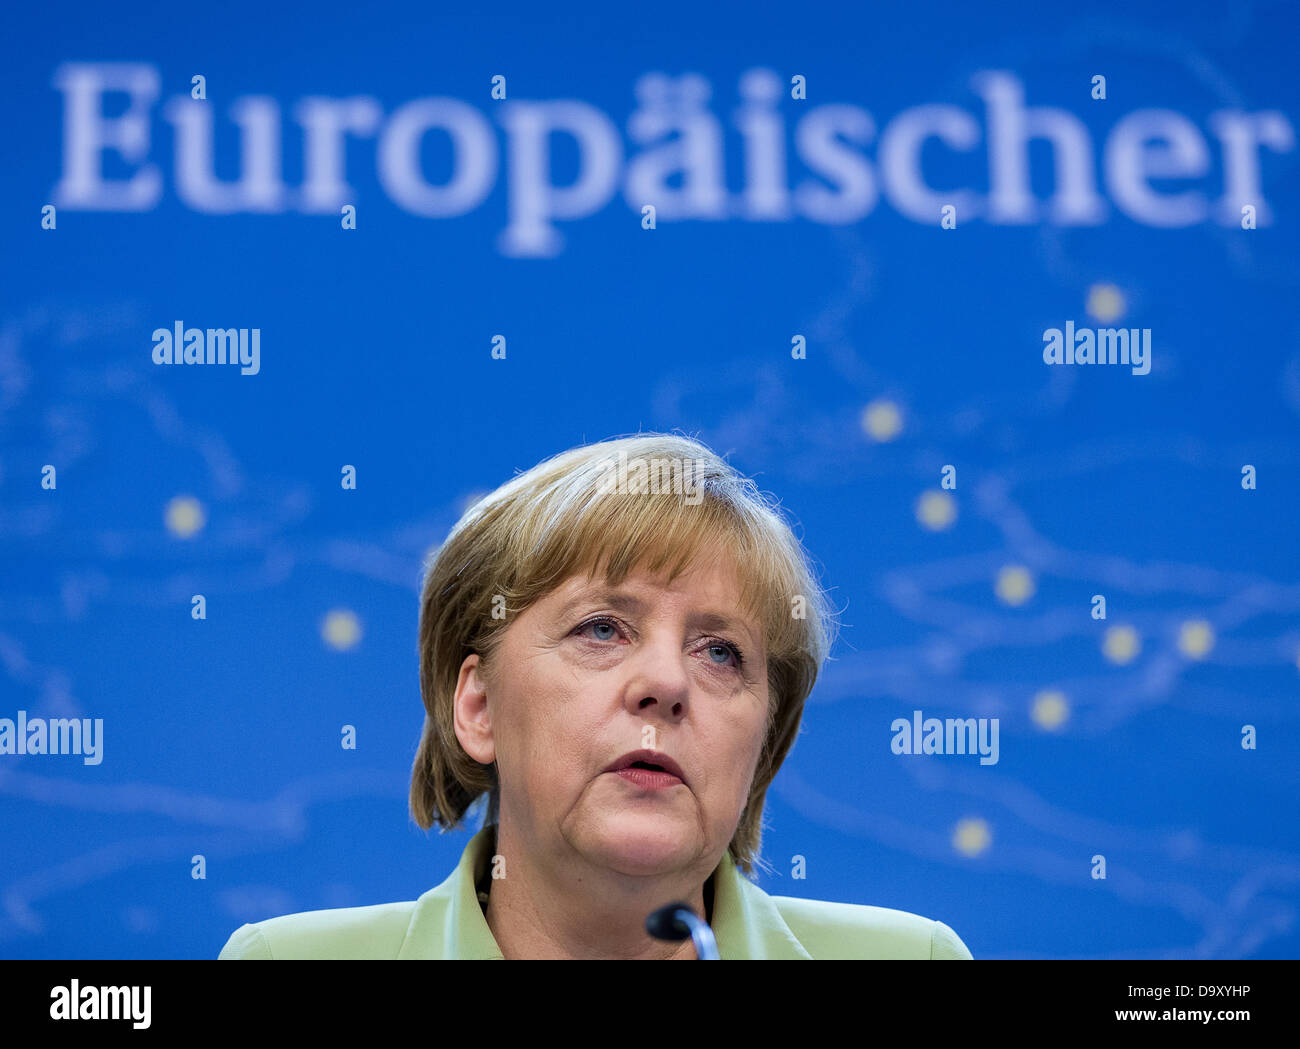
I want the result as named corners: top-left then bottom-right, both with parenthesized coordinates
top-left (2, 0), bottom-right (1298, 959)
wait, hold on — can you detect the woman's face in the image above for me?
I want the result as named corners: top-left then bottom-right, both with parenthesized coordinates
top-left (455, 555), bottom-right (770, 878)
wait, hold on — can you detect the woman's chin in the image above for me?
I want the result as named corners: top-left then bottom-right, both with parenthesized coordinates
top-left (584, 817), bottom-right (699, 875)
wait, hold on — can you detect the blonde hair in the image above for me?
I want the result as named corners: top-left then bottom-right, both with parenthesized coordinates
top-left (410, 432), bottom-right (835, 875)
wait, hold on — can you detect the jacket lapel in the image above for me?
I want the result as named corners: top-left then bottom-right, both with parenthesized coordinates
top-left (709, 849), bottom-right (813, 960)
top-left (398, 826), bottom-right (503, 959)
top-left (398, 827), bottom-right (811, 959)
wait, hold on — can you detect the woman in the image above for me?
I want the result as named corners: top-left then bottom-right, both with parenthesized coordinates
top-left (219, 433), bottom-right (973, 959)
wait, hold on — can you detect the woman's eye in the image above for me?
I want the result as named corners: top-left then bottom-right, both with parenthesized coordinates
top-left (578, 618), bottom-right (621, 641)
top-left (575, 620), bottom-right (743, 668)
top-left (705, 641), bottom-right (743, 667)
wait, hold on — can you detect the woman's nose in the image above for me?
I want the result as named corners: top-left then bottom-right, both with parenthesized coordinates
top-left (620, 632), bottom-right (692, 718)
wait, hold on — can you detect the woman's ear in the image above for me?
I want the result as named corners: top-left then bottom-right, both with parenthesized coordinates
top-left (453, 653), bottom-right (495, 765)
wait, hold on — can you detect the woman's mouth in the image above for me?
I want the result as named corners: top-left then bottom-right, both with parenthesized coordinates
top-left (613, 762), bottom-right (684, 789)
top-left (604, 750), bottom-right (688, 789)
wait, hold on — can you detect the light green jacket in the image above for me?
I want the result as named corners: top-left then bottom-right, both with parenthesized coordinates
top-left (219, 826), bottom-right (973, 960)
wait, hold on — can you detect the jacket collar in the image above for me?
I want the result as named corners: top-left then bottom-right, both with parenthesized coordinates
top-left (397, 825), bottom-right (810, 959)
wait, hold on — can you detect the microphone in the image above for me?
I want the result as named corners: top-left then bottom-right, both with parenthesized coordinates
top-left (646, 902), bottom-right (720, 960)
